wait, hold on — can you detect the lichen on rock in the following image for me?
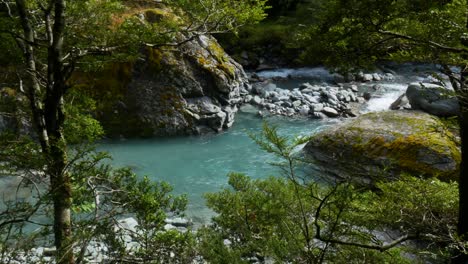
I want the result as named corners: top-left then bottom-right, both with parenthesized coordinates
top-left (304, 110), bottom-right (460, 183)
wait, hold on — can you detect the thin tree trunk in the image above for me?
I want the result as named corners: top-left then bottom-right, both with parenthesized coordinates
top-left (454, 66), bottom-right (468, 264)
top-left (16, 0), bottom-right (74, 263)
top-left (45, 0), bottom-right (74, 263)
top-left (457, 0), bottom-right (468, 251)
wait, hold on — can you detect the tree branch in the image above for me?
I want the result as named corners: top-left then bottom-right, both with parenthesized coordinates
top-left (378, 29), bottom-right (468, 53)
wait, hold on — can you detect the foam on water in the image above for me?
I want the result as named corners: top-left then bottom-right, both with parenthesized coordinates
top-left (363, 83), bottom-right (409, 112)
top-left (256, 67), bottom-right (333, 80)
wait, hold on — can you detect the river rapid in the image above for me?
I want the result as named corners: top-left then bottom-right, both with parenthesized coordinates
top-left (99, 63), bottom-right (445, 225)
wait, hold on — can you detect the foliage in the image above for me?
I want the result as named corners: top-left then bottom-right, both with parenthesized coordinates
top-left (265, 0), bottom-right (301, 17)
top-left (215, 0), bottom-right (329, 67)
top-left (198, 124), bottom-right (463, 263)
top-left (0, 131), bottom-right (196, 263)
top-left (294, 0), bottom-right (468, 70)
top-left (0, 0), bottom-right (268, 262)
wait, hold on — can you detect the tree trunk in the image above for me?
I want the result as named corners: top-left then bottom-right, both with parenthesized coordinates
top-left (454, 67), bottom-right (468, 264)
top-left (46, 0), bottom-right (74, 263)
top-left (16, 0), bottom-right (74, 263)
top-left (48, 135), bottom-right (74, 264)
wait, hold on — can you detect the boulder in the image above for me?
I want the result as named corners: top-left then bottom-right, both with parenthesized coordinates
top-left (406, 83), bottom-right (460, 117)
top-left (80, 9), bottom-right (249, 137)
top-left (305, 111), bottom-right (460, 183)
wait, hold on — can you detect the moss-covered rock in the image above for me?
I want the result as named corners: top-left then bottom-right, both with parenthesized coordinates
top-left (73, 8), bottom-right (249, 138)
top-left (304, 110), bottom-right (460, 183)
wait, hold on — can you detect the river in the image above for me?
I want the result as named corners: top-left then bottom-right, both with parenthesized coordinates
top-left (98, 64), bottom-right (443, 224)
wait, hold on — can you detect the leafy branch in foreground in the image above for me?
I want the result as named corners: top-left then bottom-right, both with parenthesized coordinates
top-left (199, 123), bottom-right (463, 263)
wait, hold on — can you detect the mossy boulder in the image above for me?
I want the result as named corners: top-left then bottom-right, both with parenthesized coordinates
top-left (117, 34), bottom-right (248, 137)
top-left (74, 8), bottom-right (249, 137)
top-left (304, 110), bottom-right (460, 183)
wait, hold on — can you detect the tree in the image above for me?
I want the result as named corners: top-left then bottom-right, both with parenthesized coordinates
top-left (0, 0), bottom-right (267, 263)
top-left (296, 0), bottom-right (468, 249)
top-left (199, 124), bottom-right (461, 263)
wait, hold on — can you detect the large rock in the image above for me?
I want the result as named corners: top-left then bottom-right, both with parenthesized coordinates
top-left (406, 83), bottom-right (460, 117)
top-left (84, 8), bottom-right (248, 137)
top-left (305, 111), bottom-right (460, 183)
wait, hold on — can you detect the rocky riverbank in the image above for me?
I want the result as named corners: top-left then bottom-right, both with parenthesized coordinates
top-left (240, 70), bottom-right (396, 119)
top-left (1, 216), bottom-right (193, 264)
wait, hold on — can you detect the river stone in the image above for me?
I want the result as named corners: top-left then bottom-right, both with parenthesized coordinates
top-left (345, 84), bottom-right (359, 92)
top-left (363, 92), bottom-right (372, 100)
top-left (299, 82), bottom-right (313, 90)
top-left (363, 74), bottom-right (373, 82)
top-left (390, 93), bottom-right (410, 110)
top-left (240, 104), bottom-right (258, 114)
top-left (372, 84), bottom-right (383, 91)
top-left (291, 90), bottom-right (303, 100)
top-left (281, 101), bottom-right (293, 108)
top-left (406, 83), bottom-right (460, 117)
top-left (292, 100), bottom-right (302, 108)
top-left (165, 217), bottom-right (191, 227)
top-left (372, 73), bottom-right (382, 81)
top-left (324, 91), bottom-right (338, 101)
top-left (252, 95), bottom-right (263, 105)
top-left (299, 105), bottom-right (310, 115)
top-left (312, 112), bottom-right (328, 119)
top-left (311, 103), bottom-right (324, 112)
top-left (304, 110), bottom-right (460, 183)
top-left (285, 108), bottom-right (296, 116)
top-left (259, 83), bottom-right (277, 97)
top-left (384, 73), bottom-right (395, 80)
top-left (327, 98), bottom-right (339, 107)
top-left (322, 107), bottom-right (339, 117)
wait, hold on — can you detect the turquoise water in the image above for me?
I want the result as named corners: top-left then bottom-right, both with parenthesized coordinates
top-left (98, 64), bottom-right (442, 224)
top-left (99, 113), bottom-right (334, 224)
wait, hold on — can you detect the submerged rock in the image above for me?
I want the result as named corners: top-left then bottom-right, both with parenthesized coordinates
top-left (305, 110), bottom-right (460, 183)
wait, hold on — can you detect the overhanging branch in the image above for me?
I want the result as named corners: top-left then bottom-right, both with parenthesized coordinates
top-left (378, 29), bottom-right (468, 53)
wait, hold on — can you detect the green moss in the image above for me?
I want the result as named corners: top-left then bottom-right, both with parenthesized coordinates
top-left (312, 111), bottom-right (461, 181)
top-left (1, 87), bottom-right (16, 97)
top-left (198, 40), bottom-right (236, 78)
top-left (70, 62), bottom-right (133, 107)
top-left (143, 7), bottom-right (180, 24)
top-left (147, 47), bottom-right (164, 72)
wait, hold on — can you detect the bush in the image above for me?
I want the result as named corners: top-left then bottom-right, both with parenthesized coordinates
top-left (198, 123), bottom-right (462, 263)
